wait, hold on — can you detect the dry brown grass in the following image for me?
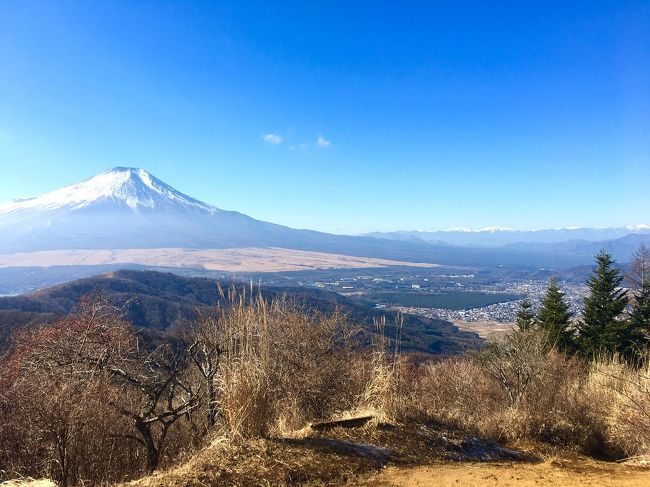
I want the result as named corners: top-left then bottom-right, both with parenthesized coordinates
top-left (219, 355), bottom-right (273, 438)
top-left (127, 417), bottom-right (543, 487)
top-left (5, 289), bottom-right (649, 487)
top-left (411, 330), bottom-right (650, 459)
top-left (0, 479), bottom-right (56, 487)
top-left (586, 356), bottom-right (650, 458)
top-left (116, 320), bottom-right (650, 485)
top-left (127, 434), bottom-right (377, 487)
top-left (206, 290), bottom-right (368, 439)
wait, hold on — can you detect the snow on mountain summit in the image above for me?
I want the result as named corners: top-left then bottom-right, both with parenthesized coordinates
top-left (0, 167), bottom-right (298, 252)
top-left (0, 167), bottom-right (220, 217)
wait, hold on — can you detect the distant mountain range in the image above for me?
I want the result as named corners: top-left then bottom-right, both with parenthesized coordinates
top-left (365, 226), bottom-right (650, 247)
top-left (0, 167), bottom-right (648, 281)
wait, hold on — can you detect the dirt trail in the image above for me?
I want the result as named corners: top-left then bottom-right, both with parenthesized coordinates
top-left (357, 461), bottom-right (650, 486)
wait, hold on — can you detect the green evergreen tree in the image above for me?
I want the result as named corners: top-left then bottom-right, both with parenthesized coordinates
top-left (515, 299), bottom-right (535, 331)
top-left (577, 250), bottom-right (628, 358)
top-left (536, 277), bottom-right (573, 350)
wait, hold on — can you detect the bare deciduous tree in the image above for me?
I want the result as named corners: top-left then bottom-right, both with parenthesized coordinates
top-left (183, 308), bottom-right (228, 428)
top-left (4, 293), bottom-right (201, 475)
top-left (480, 329), bottom-right (551, 406)
top-left (627, 243), bottom-right (650, 291)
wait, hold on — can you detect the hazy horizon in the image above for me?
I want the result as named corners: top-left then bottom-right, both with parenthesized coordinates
top-left (1, 165), bottom-right (648, 236)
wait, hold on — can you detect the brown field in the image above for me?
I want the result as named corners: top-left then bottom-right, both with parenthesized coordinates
top-left (452, 319), bottom-right (515, 338)
top-left (0, 247), bottom-right (438, 273)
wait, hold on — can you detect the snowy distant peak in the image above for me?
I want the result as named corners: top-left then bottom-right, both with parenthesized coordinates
top-left (366, 225), bottom-right (650, 247)
top-left (475, 226), bottom-right (516, 233)
top-left (626, 224), bottom-right (650, 231)
top-left (426, 226), bottom-right (519, 233)
top-left (432, 225), bottom-right (649, 234)
top-left (0, 167), bottom-right (220, 216)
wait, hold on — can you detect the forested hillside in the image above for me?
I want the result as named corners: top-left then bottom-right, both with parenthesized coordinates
top-left (0, 269), bottom-right (480, 354)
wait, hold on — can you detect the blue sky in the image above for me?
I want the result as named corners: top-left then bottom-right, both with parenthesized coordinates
top-left (0, 1), bottom-right (648, 234)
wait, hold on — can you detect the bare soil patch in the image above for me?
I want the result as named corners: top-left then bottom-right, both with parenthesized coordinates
top-left (128, 421), bottom-right (649, 487)
top-left (358, 460), bottom-right (649, 486)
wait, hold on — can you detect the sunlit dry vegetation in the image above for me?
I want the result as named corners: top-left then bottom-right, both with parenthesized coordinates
top-left (414, 330), bottom-right (650, 457)
top-left (1, 249), bottom-right (650, 485)
top-left (0, 287), bottom-right (377, 484)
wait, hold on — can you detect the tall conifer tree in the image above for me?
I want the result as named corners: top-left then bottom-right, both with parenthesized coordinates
top-left (536, 277), bottom-right (573, 350)
top-left (515, 299), bottom-right (535, 331)
top-left (577, 250), bottom-right (628, 357)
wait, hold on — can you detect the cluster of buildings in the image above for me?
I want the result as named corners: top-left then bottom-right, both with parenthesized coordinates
top-left (400, 280), bottom-right (588, 323)
top-left (269, 267), bottom-right (589, 324)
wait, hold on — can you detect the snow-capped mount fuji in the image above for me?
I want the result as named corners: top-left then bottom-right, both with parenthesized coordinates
top-left (0, 167), bottom-right (447, 262)
top-left (0, 167), bottom-right (219, 220)
top-left (0, 167), bottom-right (312, 252)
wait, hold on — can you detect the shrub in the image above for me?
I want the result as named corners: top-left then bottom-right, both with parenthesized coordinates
top-left (414, 329), bottom-right (637, 456)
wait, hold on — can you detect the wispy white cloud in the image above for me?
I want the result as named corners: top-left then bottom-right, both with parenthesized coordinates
top-left (261, 133), bottom-right (283, 145)
top-left (263, 132), bottom-right (330, 149)
top-left (316, 134), bottom-right (331, 148)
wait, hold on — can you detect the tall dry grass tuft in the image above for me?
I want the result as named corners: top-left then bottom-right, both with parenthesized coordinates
top-left (210, 284), bottom-right (272, 438)
top-left (203, 284), bottom-right (365, 438)
top-left (586, 355), bottom-right (650, 457)
top-left (219, 355), bottom-right (271, 437)
top-left (356, 315), bottom-right (405, 422)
